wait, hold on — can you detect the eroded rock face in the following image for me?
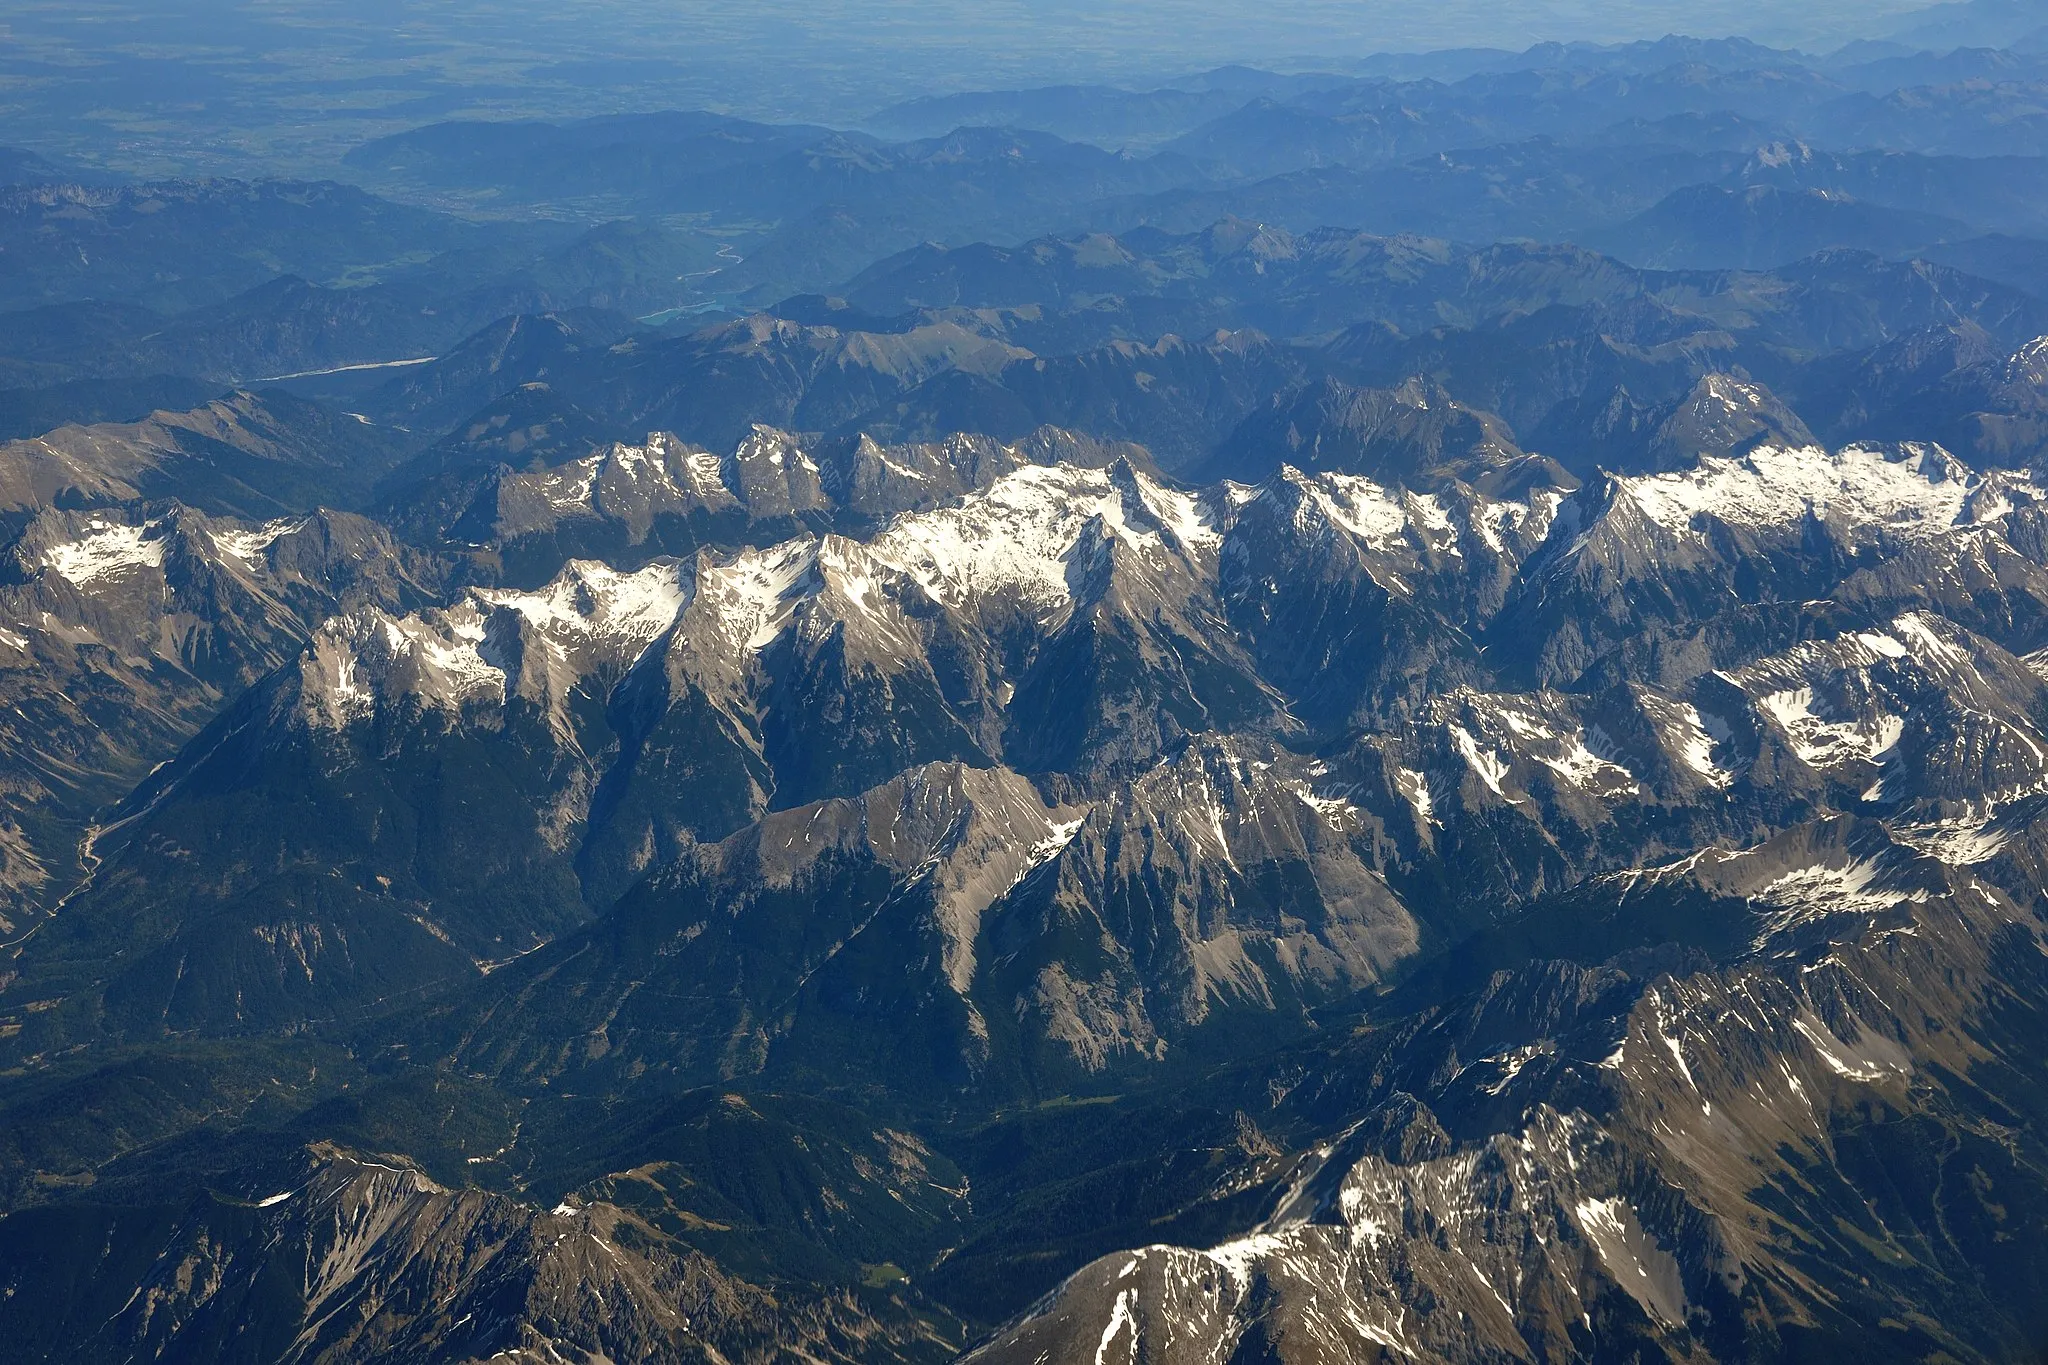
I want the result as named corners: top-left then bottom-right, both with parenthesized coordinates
top-left (16, 434), bottom-right (2048, 1058)
top-left (0, 501), bottom-right (440, 930)
top-left (973, 818), bottom-right (2048, 1365)
top-left (10, 423), bottom-right (2048, 1365)
top-left (0, 1142), bottom-right (940, 1365)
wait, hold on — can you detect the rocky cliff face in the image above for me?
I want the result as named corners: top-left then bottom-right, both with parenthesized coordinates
top-left (0, 502), bottom-right (439, 931)
top-left (971, 813), bottom-right (2048, 1365)
top-left (8, 421), bottom-right (2048, 1365)
top-left (0, 1140), bottom-right (962, 1365)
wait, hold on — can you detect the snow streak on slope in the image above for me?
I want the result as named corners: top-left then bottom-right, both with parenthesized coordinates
top-left (696, 540), bottom-right (817, 653)
top-left (208, 517), bottom-right (309, 567)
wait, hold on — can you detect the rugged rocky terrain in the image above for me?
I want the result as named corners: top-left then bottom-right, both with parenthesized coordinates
top-left (8, 386), bottom-right (2048, 1361)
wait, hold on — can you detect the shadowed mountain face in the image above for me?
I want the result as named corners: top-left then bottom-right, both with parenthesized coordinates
top-left (10, 410), bottom-right (2048, 1363)
top-left (14, 7), bottom-right (2048, 1364)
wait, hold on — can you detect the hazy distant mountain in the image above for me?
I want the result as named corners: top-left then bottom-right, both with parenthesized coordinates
top-left (862, 84), bottom-right (1256, 148)
top-left (0, 147), bottom-right (110, 188)
top-left (0, 181), bottom-right (526, 314)
top-left (1886, 0), bottom-right (2048, 48)
top-left (1587, 184), bottom-right (1971, 271)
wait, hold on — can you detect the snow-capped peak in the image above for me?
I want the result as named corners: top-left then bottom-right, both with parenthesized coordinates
top-left (2004, 334), bottom-right (2048, 387)
top-left (1286, 467), bottom-right (1414, 549)
top-left (476, 559), bottom-right (689, 654)
top-left (1615, 443), bottom-right (1977, 542)
top-left (1252, 465), bottom-right (1558, 573)
top-left (300, 559), bottom-right (691, 730)
top-left (734, 424), bottom-right (818, 476)
top-left (871, 461), bottom-right (1216, 614)
top-left (301, 603), bottom-right (504, 730)
top-left (694, 538), bottom-right (819, 653)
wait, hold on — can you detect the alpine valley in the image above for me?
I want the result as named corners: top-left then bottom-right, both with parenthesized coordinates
top-left (8, 2), bottom-right (2048, 1362)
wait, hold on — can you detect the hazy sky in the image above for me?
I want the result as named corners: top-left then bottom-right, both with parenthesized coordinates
top-left (2, 1), bottom-right (1947, 82)
top-left (0, 0), bottom-right (1959, 172)
top-left (618, 0), bottom-right (1938, 62)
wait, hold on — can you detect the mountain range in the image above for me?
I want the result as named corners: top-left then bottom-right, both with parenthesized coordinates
top-left (5, 6), bottom-right (2048, 1363)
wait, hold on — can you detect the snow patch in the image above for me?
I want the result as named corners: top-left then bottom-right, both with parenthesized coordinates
top-left (1648, 699), bottom-right (1734, 788)
top-left (1201, 1232), bottom-right (1292, 1284)
top-left (1450, 723), bottom-right (1512, 797)
top-left (1621, 444), bottom-right (1973, 541)
top-left (1893, 814), bottom-right (2010, 865)
top-left (478, 559), bottom-right (688, 657)
top-left (1760, 688), bottom-right (1900, 772)
top-left (1028, 817), bottom-right (1086, 866)
top-left (1541, 734), bottom-right (1641, 795)
top-left (39, 518), bottom-right (164, 586)
top-left (873, 464), bottom-right (1210, 613)
top-left (1289, 783), bottom-right (1360, 825)
top-left (1311, 474), bottom-right (1412, 548)
top-left (1891, 612), bottom-right (1972, 670)
top-left (538, 456), bottom-right (602, 511)
top-left (1396, 767), bottom-right (1438, 827)
top-left (698, 541), bottom-right (817, 651)
top-left (1750, 857), bottom-right (1917, 946)
top-left (210, 517), bottom-right (306, 567)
